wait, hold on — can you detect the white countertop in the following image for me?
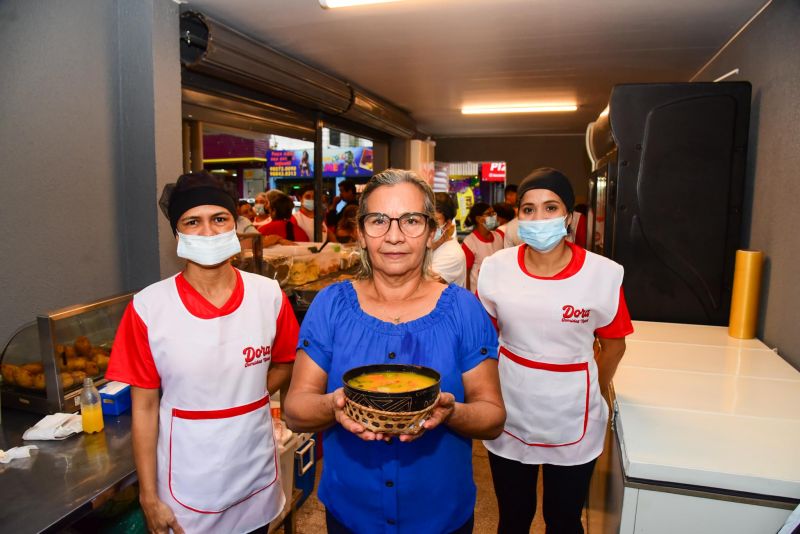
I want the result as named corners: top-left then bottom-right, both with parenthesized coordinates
top-left (613, 321), bottom-right (800, 499)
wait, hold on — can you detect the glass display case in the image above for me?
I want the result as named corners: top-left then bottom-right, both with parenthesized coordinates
top-left (232, 232), bottom-right (265, 276)
top-left (260, 242), bottom-right (360, 289)
top-left (0, 292), bottom-right (133, 414)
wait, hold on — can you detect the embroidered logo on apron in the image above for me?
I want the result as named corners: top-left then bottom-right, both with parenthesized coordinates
top-left (243, 345), bottom-right (272, 367)
top-left (561, 305), bottom-right (591, 324)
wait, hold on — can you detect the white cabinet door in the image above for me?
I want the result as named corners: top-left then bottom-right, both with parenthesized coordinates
top-left (633, 489), bottom-right (791, 534)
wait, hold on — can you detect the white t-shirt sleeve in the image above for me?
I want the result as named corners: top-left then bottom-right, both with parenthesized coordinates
top-left (431, 240), bottom-right (467, 287)
top-left (476, 255), bottom-right (497, 318)
top-left (503, 218), bottom-right (521, 248)
top-left (237, 216), bottom-right (257, 234)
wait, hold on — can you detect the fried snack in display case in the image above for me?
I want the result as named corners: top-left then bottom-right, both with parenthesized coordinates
top-left (0, 292), bottom-right (133, 414)
top-left (261, 242), bottom-right (358, 288)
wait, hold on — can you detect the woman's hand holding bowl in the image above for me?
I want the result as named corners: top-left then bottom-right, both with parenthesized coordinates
top-left (397, 392), bottom-right (455, 443)
top-left (331, 387), bottom-right (388, 441)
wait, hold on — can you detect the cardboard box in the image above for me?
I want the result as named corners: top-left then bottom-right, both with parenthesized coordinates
top-left (99, 381), bottom-right (131, 416)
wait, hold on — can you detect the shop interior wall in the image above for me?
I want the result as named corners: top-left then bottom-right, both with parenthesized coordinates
top-left (692, 0), bottom-right (800, 370)
top-left (0, 0), bottom-right (182, 346)
top-left (434, 135), bottom-right (591, 200)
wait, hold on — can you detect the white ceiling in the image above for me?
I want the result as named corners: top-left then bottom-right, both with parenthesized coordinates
top-left (183, 0), bottom-right (766, 137)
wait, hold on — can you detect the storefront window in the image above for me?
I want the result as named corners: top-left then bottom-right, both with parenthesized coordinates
top-left (322, 127), bottom-right (373, 209)
top-left (264, 127), bottom-right (373, 204)
top-left (202, 124), bottom-right (271, 201)
top-left (201, 125), bottom-right (319, 202)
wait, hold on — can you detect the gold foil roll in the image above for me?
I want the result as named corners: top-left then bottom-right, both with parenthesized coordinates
top-left (728, 250), bottom-right (764, 339)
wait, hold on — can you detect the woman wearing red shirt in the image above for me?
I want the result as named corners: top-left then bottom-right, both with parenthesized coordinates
top-left (258, 191), bottom-right (309, 244)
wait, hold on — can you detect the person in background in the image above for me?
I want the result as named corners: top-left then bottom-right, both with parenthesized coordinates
top-left (258, 191), bottom-right (310, 245)
top-left (492, 202), bottom-right (515, 240)
top-left (478, 167), bottom-right (632, 534)
top-left (431, 192), bottom-right (467, 287)
top-left (266, 189), bottom-right (284, 207)
top-left (252, 192), bottom-right (271, 230)
top-left (501, 186), bottom-right (521, 242)
top-left (284, 168), bottom-right (505, 534)
top-left (493, 202), bottom-right (515, 227)
top-left (334, 204), bottom-right (359, 244)
top-left (504, 184), bottom-right (518, 211)
top-left (293, 184), bottom-right (330, 242)
top-left (321, 192), bottom-right (331, 215)
top-left (462, 202), bottom-right (504, 291)
top-left (502, 217), bottom-right (521, 248)
top-left (571, 203), bottom-right (589, 249)
top-left (238, 201), bottom-right (255, 221)
top-left (236, 201), bottom-right (258, 235)
top-left (105, 171), bottom-right (298, 534)
top-left (325, 179), bottom-right (358, 228)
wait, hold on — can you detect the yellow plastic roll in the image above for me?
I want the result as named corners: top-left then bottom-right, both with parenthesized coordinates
top-left (728, 250), bottom-right (764, 339)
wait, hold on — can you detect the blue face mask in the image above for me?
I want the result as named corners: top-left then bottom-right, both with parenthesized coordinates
top-left (517, 216), bottom-right (568, 252)
top-left (302, 199), bottom-right (314, 211)
top-left (433, 225), bottom-right (444, 242)
top-left (483, 215), bottom-right (499, 231)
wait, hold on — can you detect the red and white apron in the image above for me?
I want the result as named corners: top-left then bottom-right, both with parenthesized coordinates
top-left (130, 271), bottom-right (286, 532)
top-left (477, 244), bottom-right (624, 465)
top-left (462, 230), bottom-right (504, 290)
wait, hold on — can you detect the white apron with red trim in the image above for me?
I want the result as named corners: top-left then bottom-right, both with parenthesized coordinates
top-left (133, 272), bottom-right (285, 533)
top-left (463, 230), bottom-right (504, 290)
top-left (478, 246), bottom-right (624, 465)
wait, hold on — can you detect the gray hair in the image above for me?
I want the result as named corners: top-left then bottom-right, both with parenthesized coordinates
top-left (356, 169), bottom-right (437, 280)
top-left (266, 189), bottom-right (284, 204)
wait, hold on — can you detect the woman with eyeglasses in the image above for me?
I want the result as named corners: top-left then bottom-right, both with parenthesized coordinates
top-left (284, 169), bottom-right (505, 534)
top-left (462, 202), bottom-right (504, 291)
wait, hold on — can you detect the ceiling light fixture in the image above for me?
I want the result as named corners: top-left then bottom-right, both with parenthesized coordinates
top-left (462, 103), bottom-right (578, 115)
top-left (319, 0), bottom-right (405, 8)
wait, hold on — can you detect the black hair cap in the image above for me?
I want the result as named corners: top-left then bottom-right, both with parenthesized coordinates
top-left (517, 167), bottom-right (575, 212)
top-left (159, 171), bottom-right (238, 235)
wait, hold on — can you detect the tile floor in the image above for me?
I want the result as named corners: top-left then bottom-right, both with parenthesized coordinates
top-left (277, 441), bottom-right (587, 533)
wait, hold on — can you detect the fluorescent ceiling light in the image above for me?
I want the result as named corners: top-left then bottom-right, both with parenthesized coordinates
top-left (320, 0), bottom-right (405, 8)
top-left (462, 103), bottom-right (578, 115)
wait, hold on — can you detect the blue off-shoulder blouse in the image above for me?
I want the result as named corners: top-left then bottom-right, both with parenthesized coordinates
top-left (297, 280), bottom-right (498, 534)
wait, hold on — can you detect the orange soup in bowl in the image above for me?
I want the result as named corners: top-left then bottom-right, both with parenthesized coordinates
top-left (347, 371), bottom-right (438, 393)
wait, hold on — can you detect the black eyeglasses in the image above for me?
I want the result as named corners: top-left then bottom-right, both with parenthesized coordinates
top-left (359, 212), bottom-right (431, 238)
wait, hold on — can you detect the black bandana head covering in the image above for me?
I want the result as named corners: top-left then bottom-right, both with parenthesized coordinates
top-left (159, 171), bottom-right (238, 235)
top-left (517, 167), bottom-right (575, 212)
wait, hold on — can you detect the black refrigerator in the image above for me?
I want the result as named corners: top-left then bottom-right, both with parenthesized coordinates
top-left (586, 82), bottom-right (751, 326)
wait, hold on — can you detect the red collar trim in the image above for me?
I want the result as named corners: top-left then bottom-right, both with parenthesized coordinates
top-left (472, 230), bottom-right (495, 243)
top-left (175, 267), bottom-right (244, 319)
top-left (517, 241), bottom-right (585, 280)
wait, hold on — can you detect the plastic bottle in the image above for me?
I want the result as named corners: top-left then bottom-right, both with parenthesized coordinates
top-left (80, 377), bottom-right (105, 433)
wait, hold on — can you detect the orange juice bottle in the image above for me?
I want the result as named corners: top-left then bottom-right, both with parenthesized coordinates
top-left (80, 378), bottom-right (105, 433)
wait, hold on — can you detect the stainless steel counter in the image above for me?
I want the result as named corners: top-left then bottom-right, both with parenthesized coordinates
top-left (0, 409), bottom-right (136, 533)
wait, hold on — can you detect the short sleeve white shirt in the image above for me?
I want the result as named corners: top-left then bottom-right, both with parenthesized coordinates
top-left (432, 236), bottom-right (467, 287)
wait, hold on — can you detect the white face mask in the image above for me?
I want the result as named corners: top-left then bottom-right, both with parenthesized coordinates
top-left (176, 229), bottom-right (241, 266)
